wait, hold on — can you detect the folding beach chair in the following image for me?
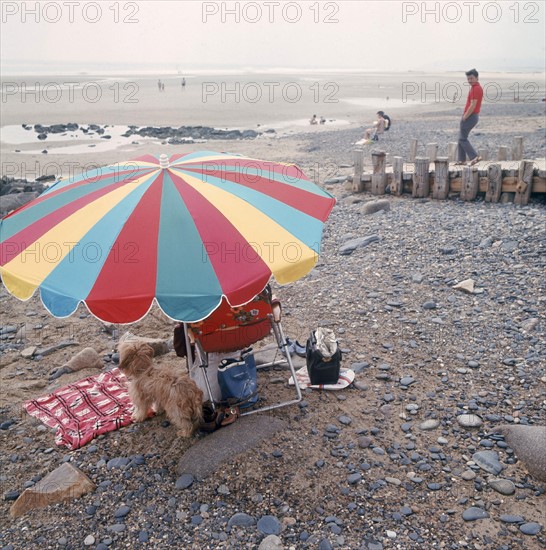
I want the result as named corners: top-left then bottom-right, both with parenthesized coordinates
top-left (181, 286), bottom-right (302, 416)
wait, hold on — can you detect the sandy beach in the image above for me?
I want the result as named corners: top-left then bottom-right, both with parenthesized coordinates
top-left (1, 70), bottom-right (546, 549)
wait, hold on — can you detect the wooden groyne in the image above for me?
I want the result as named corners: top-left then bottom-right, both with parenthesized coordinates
top-left (350, 138), bottom-right (545, 205)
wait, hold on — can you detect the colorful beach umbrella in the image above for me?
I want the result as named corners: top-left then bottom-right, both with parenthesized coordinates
top-left (0, 152), bottom-right (336, 323)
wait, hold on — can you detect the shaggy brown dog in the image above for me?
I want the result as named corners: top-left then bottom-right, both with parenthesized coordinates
top-left (118, 341), bottom-right (203, 437)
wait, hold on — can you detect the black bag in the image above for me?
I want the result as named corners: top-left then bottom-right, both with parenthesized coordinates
top-left (306, 331), bottom-right (342, 385)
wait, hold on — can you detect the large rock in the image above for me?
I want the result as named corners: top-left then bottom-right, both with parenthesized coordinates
top-left (178, 414), bottom-right (286, 480)
top-left (10, 463), bottom-right (95, 518)
top-left (63, 347), bottom-right (103, 371)
top-left (0, 192), bottom-right (39, 216)
top-left (119, 332), bottom-right (170, 356)
top-left (497, 425), bottom-right (546, 483)
top-left (362, 199), bottom-right (391, 215)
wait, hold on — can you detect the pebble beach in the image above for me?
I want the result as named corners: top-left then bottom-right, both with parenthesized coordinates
top-left (1, 76), bottom-right (545, 549)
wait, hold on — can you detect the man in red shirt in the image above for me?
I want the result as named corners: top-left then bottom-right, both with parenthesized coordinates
top-left (456, 68), bottom-right (483, 165)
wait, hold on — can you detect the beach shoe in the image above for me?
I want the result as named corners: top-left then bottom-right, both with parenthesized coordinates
top-left (454, 161), bottom-right (467, 166)
top-left (469, 156), bottom-right (482, 166)
top-left (294, 341), bottom-right (307, 358)
top-left (282, 338), bottom-right (296, 358)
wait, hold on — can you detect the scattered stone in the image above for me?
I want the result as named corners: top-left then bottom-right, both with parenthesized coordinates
top-left (107, 457), bottom-right (131, 469)
top-left (419, 419), bottom-right (440, 431)
top-left (175, 474), bottom-right (194, 490)
top-left (499, 514), bottom-right (524, 523)
top-left (258, 535), bottom-right (283, 550)
top-left (35, 340), bottom-right (79, 357)
top-left (457, 414), bottom-right (483, 428)
top-left (20, 346), bottom-right (37, 359)
top-left (520, 522), bottom-right (542, 535)
top-left (348, 473), bottom-right (362, 485)
top-left (488, 478), bottom-right (515, 496)
top-left (462, 507), bottom-right (489, 521)
top-left (339, 235), bottom-right (380, 256)
top-left (472, 451), bottom-right (504, 475)
top-left (453, 279), bottom-right (475, 294)
top-left (257, 515), bottom-right (281, 535)
top-left (358, 436), bottom-right (372, 448)
top-left (228, 512), bottom-right (256, 528)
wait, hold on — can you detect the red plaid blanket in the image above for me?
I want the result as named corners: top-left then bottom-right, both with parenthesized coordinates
top-left (25, 368), bottom-right (134, 450)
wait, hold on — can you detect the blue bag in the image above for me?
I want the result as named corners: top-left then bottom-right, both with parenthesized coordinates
top-left (217, 348), bottom-right (258, 408)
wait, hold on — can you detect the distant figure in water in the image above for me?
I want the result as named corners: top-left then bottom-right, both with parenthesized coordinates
top-left (310, 114), bottom-right (318, 125)
top-left (181, 78), bottom-right (186, 89)
top-left (319, 116), bottom-right (326, 124)
top-left (158, 79), bottom-right (162, 91)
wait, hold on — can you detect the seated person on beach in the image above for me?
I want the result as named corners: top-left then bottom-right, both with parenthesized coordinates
top-left (310, 114), bottom-right (318, 125)
top-left (364, 112), bottom-right (386, 140)
top-left (378, 111), bottom-right (391, 131)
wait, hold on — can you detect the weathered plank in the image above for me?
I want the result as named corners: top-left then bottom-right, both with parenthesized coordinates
top-left (409, 139), bottom-right (418, 162)
top-left (426, 143), bottom-right (438, 162)
top-left (514, 160), bottom-right (535, 206)
top-left (412, 157), bottom-right (430, 198)
top-left (512, 136), bottom-right (524, 161)
top-left (391, 156), bottom-right (404, 196)
top-left (448, 142), bottom-right (458, 162)
top-left (352, 149), bottom-right (365, 192)
top-left (432, 157), bottom-right (449, 200)
top-left (498, 146), bottom-right (509, 161)
top-left (371, 151), bottom-right (387, 195)
top-left (460, 166), bottom-right (479, 200)
top-left (485, 163), bottom-right (502, 203)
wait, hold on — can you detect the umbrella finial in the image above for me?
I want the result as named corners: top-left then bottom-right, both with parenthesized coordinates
top-left (159, 154), bottom-right (170, 169)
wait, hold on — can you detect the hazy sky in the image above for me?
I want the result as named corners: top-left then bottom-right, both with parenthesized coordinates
top-left (1, 0), bottom-right (545, 73)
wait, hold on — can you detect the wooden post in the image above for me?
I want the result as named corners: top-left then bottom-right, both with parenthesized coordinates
top-left (425, 143), bottom-right (438, 162)
top-left (409, 139), bottom-right (418, 162)
top-left (352, 149), bottom-right (364, 192)
top-left (485, 163), bottom-right (502, 203)
top-left (371, 151), bottom-right (387, 195)
top-left (448, 142), bottom-right (458, 162)
top-left (412, 157), bottom-right (430, 198)
top-left (498, 146), bottom-right (509, 161)
top-left (432, 157), bottom-right (449, 200)
top-left (392, 156), bottom-right (404, 196)
top-left (461, 166), bottom-right (479, 201)
top-left (477, 147), bottom-right (489, 161)
top-left (512, 137), bottom-right (524, 161)
top-left (514, 160), bottom-right (534, 206)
